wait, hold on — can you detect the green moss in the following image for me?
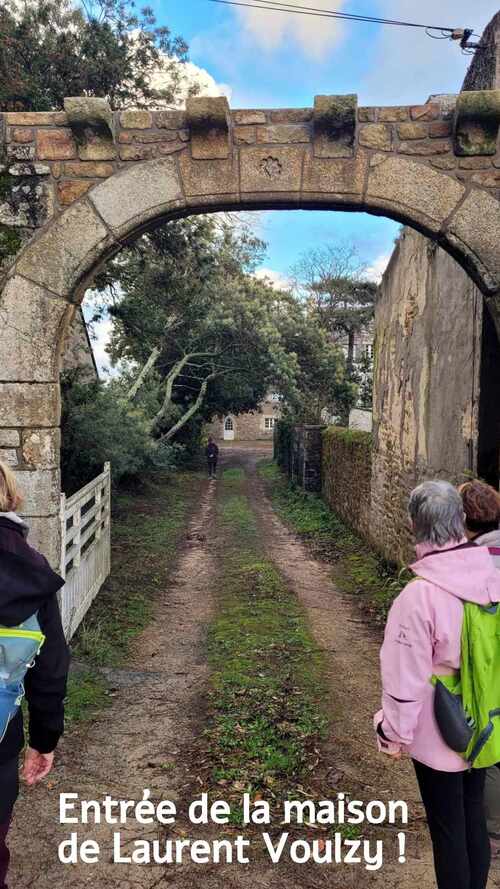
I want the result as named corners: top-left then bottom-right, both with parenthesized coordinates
top-left (206, 470), bottom-right (328, 792)
top-left (0, 223), bottom-right (21, 262)
top-left (0, 170), bottom-right (15, 201)
top-left (322, 425), bottom-right (372, 447)
top-left (455, 89), bottom-right (500, 156)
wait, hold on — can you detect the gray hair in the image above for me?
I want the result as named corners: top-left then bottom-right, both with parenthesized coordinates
top-left (408, 480), bottom-right (465, 546)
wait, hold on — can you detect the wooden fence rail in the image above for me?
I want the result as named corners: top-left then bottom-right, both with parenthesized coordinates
top-left (59, 462), bottom-right (111, 639)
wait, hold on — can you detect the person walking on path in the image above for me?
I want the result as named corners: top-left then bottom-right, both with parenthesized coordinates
top-left (459, 479), bottom-right (500, 856)
top-left (374, 480), bottom-right (500, 889)
top-left (0, 460), bottom-right (69, 889)
top-left (205, 436), bottom-right (219, 480)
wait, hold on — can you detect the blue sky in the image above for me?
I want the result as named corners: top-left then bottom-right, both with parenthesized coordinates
top-left (151, 0), bottom-right (496, 281)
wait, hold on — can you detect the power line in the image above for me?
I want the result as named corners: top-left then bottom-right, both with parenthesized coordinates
top-left (208, 0), bottom-right (476, 41)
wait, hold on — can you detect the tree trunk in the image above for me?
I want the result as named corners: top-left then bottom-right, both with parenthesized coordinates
top-left (347, 329), bottom-right (355, 373)
top-left (149, 353), bottom-right (193, 432)
top-left (126, 346), bottom-right (161, 401)
top-left (158, 373), bottom-right (218, 443)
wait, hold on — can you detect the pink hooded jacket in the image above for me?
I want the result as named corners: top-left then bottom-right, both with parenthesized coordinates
top-left (375, 539), bottom-right (500, 771)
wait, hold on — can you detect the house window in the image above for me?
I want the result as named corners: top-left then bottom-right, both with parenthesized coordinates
top-left (364, 344), bottom-right (374, 359)
top-left (224, 417), bottom-right (234, 431)
top-left (264, 417), bottom-right (276, 429)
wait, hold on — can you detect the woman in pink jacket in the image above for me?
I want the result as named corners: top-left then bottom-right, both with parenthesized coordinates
top-left (375, 480), bottom-right (500, 889)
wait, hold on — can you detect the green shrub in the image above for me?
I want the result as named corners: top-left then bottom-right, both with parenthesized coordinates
top-left (60, 371), bottom-right (182, 495)
top-left (274, 417), bottom-right (295, 470)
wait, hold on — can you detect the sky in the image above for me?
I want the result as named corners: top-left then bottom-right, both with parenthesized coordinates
top-left (87, 0), bottom-right (498, 372)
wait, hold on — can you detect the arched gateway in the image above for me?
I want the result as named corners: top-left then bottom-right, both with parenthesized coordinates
top-left (1, 85), bottom-right (500, 564)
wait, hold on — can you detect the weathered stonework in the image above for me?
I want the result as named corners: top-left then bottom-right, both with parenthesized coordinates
top-left (119, 110), bottom-right (152, 130)
top-left (64, 97), bottom-right (115, 142)
top-left (0, 430), bottom-right (20, 447)
top-left (397, 122), bottom-right (428, 140)
top-left (372, 228), bottom-right (484, 564)
top-left (178, 153), bottom-right (238, 200)
top-left (359, 124), bottom-right (392, 151)
top-left (18, 468), bottom-right (60, 515)
top-left (302, 152), bottom-right (366, 203)
top-left (366, 154), bottom-right (465, 233)
top-left (256, 124), bottom-right (310, 144)
top-left (57, 179), bottom-right (94, 205)
top-left (322, 428), bottom-right (372, 540)
top-left (90, 157), bottom-right (183, 236)
top-left (240, 146), bottom-right (304, 195)
top-left (186, 96), bottom-right (230, 160)
top-left (15, 199), bottom-right (111, 297)
top-left (233, 110), bottom-right (266, 125)
top-left (36, 128), bottom-right (77, 160)
top-left (454, 89), bottom-right (500, 155)
top-left (22, 428), bottom-right (60, 469)
top-left (78, 133), bottom-right (117, 161)
top-left (0, 383), bottom-right (60, 427)
top-left (0, 277), bottom-right (72, 381)
top-left (313, 94), bottom-right (357, 158)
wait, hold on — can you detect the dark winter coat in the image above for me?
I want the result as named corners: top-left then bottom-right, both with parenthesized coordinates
top-left (205, 443), bottom-right (219, 460)
top-left (0, 516), bottom-right (69, 766)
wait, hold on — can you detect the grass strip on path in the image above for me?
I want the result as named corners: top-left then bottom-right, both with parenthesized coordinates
top-left (258, 461), bottom-right (411, 625)
top-left (65, 471), bottom-right (203, 725)
top-left (203, 467), bottom-right (329, 820)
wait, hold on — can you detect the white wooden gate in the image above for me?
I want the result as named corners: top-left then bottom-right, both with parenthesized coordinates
top-left (59, 462), bottom-right (111, 639)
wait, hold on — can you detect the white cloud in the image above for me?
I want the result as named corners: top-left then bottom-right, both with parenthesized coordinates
top-left (254, 267), bottom-right (292, 290)
top-left (365, 253), bottom-right (391, 283)
top-left (81, 302), bottom-right (114, 377)
top-left (234, 0), bottom-right (347, 59)
top-left (89, 318), bottom-right (114, 377)
top-left (359, 1), bottom-right (495, 105)
top-left (149, 59), bottom-right (232, 106)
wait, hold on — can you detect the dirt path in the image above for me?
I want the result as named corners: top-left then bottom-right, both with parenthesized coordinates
top-left (8, 446), bottom-right (498, 888)
top-left (10, 482), bottom-right (218, 888)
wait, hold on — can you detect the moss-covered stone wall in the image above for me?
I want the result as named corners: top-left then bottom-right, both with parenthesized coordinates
top-left (321, 427), bottom-right (372, 539)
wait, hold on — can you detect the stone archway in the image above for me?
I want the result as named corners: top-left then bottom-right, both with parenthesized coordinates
top-left (1, 89), bottom-right (500, 563)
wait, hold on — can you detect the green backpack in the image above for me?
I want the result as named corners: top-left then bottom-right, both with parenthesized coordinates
top-left (433, 599), bottom-right (500, 768)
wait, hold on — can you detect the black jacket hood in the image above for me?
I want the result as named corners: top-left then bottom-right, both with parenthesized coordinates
top-left (0, 519), bottom-right (64, 627)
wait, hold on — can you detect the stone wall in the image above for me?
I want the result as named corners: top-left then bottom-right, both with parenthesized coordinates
top-left (371, 227), bottom-right (483, 563)
top-left (322, 427), bottom-right (372, 539)
top-left (61, 309), bottom-right (98, 380)
top-left (274, 422), bottom-right (324, 493)
top-left (462, 12), bottom-right (500, 92)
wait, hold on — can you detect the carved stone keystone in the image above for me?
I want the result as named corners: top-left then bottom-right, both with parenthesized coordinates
top-left (454, 90), bottom-right (500, 156)
top-left (64, 97), bottom-right (115, 142)
top-left (313, 94), bottom-right (357, 158)
top-left (186, 96), bottom-right (230, 159)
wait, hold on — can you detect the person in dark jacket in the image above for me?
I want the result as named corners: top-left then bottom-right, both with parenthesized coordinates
top-left (0, 460), bottom-right (69, 889)
top-left (205, 436), bottom-right (219, 480)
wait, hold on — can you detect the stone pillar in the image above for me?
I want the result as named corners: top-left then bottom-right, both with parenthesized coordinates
top-left (0, 276), bottom-right (70, 568)
top-left (295, 425), bottom-right (325, 493)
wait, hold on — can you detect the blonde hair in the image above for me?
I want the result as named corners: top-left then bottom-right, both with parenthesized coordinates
top-left (0, 459), bottom-right (23, 513)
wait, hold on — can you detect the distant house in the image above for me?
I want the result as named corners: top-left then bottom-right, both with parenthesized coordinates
top-left (206, 392), bottom-right (282, 442)
top-left (334, 321), bottom-right (375, 365)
